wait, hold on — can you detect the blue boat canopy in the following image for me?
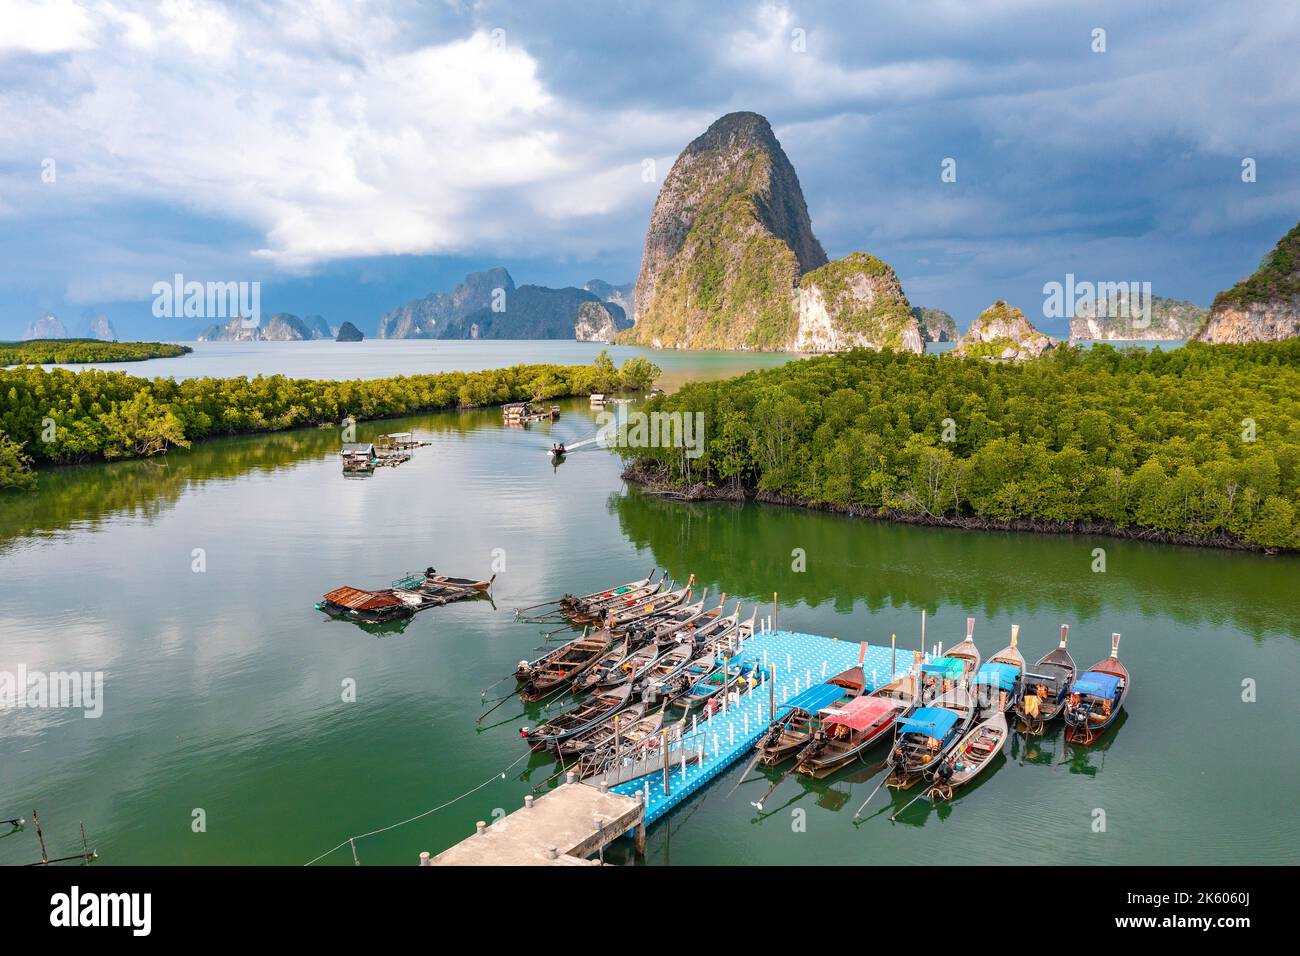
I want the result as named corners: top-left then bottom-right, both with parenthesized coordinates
top-left (975, 661), bottom-right (1021, 690)
top-left (895, 706), bottom-right (960, 740)
top-left (779, 683), bottom-right (845, 716)
top-left (922, 657), bottom-right (963, 679)
top-left (1072, 671), bottom-right (1121, 699)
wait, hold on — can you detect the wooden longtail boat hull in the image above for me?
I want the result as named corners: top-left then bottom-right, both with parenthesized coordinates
top-left (523, 684), bottom-right (634, 752)
top-left (562, 569), bottom-right (656, 609)
top-left (517, 632), bottom-right (615, 701)
top-left (574, 710), bottom-right (666, 777)
top-left (931, 710), bottom-right (1008, 796)
top-left (596, 643), bottom-right (662, 689)
top-left (1014, 626), bottom-right (1077, 733)
top-left (1064, 634), bottom-right (1130, 745)
top-left (795, 674), bottom-right (917, 778)
top-left (890, 686), bottom-right (975, 781)
top-left (559, 702), bottom-right (649, 757)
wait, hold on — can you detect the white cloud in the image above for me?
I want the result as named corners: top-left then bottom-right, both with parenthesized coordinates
top-left (0, 0), bottom-right (98, 54)
top-left (0, 1), bottom-right (598, 269)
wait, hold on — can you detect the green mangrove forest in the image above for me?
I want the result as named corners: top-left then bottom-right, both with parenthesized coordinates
top-left (620, 341), bottom-right (1300, 551)
top-left (0, 352), bottom-right (659, 489)
top-left (0, 339), bottom-right (192, 365)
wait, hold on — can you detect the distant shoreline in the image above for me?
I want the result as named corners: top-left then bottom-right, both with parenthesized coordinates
top-left (1, 340), bottom-right (192, 366)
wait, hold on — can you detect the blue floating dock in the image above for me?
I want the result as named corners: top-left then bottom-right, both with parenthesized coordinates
top-left (607, 630), bottom-right (919, 826)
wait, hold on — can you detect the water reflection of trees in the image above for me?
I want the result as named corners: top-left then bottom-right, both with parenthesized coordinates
top-left (0, 403), bottom-right (531, 550)
top-left (609, 489), bottom-right (1297, 640)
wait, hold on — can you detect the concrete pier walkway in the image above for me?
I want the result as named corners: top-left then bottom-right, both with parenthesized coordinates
top-left (427, 782), bottom-right (643, 866)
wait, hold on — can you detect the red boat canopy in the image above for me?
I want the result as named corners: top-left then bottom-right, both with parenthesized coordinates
top-left (819, 696), bottom-right (904, 731)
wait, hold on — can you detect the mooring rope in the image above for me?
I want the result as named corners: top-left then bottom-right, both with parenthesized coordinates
top-left (303, 750), bottom-right (532, 866)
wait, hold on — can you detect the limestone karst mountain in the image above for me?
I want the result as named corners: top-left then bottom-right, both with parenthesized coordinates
top-left (23, 312), bottom-right (68, 340)
top-left (619, 111), bottom-right (918, 353)
top-left (950, 301), bottom-right (1058, 361)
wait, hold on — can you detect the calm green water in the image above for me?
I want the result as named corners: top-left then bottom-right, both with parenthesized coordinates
top-left (1, 347), bottom-right (1296, 866)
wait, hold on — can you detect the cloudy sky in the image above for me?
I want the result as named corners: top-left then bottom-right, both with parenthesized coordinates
top-left (1, 0), bottom-right (1297, 339)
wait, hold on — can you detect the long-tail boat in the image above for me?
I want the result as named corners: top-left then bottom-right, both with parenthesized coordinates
top-left (928, 708), bottom-right (1009, 800)
top-left (945, 617), bottom-right (982, 680)
top-left (643, 592), bottom-right (725, 646)
top-left (607, 576), bottom-right (694, 629)
top-left (670, 656), bottom-right (759, 711)
top-left (885, 683), bottom-right (975, 787)
top-left (1014, 625), bottom-right (1077, 735)
top-left (973, 625), bottom-right (1026, 714)
top-left (636, 643), bottom-right (696, 704)
top-left (560, 568), bottom-right (657, 616)
top-left (1064, 632), bottom-right (1130, 745)
top-left (624, 591), bottom-right (709, 643)
top-left (754, 682), bottom-right (851, 766)
top-left (516, 629), bottom-right (616, 701)
top-left (596, 642), bottom-right (662, 689)
top-left (558, 701), bottom-right (649, 759)
top-left (794, 671), bottom-right (918, 778)
top-left (574, 709), bottom-right (666, 778)
top-left (521, 683), bottom-right (633, 752)
top-left (754, 647), bottom-right (871, 766)
top-left (571, 633), bottom-right (637, 693)
top-left (567, 576), bottom-right (667, 624)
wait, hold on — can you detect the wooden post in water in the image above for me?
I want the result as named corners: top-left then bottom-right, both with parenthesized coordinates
top-left (921, 609), bottom-right (926, 656)
top-left (773, 592), bottom-right (778, 633)
top-left (33, 810), bottom-right (48, 865)
top-left (661, 729), bottom-right (671, 796)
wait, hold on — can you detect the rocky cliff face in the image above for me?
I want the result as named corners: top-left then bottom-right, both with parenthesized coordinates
top-left (1197, 221), bottom-right (1300, 344)
top-left (794, 254), bottom-right (922, 353)
top-left (622, 111), bottom-right (918, 353)
top-left (1069, 294), bottom-right (1205, 341)
top-left (336, 321), bottom-right (364, 342)
top-left (24, 312), bottom-right (67, 340)
top-left (622, 112), bottom-right (828, 350)
top-left (377, 267), bottom-right (514, 339)
top-left (951, 301), bottom-right (1058, 361)
top-left (574, 301), bottom-right (626, 343)
top-left (583, 279), bottom-right (635, 317)
top-left (911, 307), bottom-right (957, 342)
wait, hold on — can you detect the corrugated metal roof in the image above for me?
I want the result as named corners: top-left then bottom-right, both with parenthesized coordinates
top-left (323, 586), bottom-right (401, 610)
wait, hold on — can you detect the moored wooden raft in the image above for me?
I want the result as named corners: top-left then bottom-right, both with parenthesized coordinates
top-left (317, 568), bottom-right (494, 623)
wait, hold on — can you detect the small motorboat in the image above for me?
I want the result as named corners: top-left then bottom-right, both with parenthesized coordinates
top-left (973, 624), bottom-right (1026, 714)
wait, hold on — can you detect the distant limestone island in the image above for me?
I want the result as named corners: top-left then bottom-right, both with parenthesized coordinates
top-left (197, 313), bottom-right (333, 342)
top-left (335, 321), bottom-right (364, 342)
top-left (951, 301), bottom-right (1058, 360)
top-left (375, 267), bottom-right (633, 343)
top-left (24, 311), bottom-right (118, 342)
top-left (1069, 295), bottom-right (1206, 341)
